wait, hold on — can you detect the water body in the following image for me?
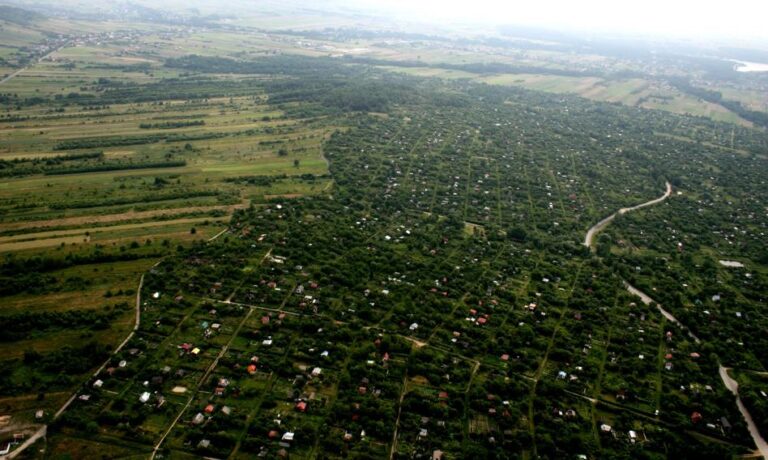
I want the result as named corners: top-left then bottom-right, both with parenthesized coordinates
top-left (730, 60), bottom-right (768, 72)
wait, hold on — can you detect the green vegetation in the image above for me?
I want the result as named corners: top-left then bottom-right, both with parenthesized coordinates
top-left (0, 4), bottom-right (767, 459)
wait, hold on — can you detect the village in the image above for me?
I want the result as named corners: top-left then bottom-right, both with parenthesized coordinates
top-left (0, 5), bottom-right (767, 457)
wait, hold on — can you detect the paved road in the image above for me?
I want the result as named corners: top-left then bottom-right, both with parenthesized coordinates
top-left (0, 46), bottom-right (65, 86)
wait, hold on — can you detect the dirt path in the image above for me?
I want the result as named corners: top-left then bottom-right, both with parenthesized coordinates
top-left (584, 181), bottom-right (672, 249)
top-left (151, 305), bottom-right (255, 459)
top-left (719, 366), bottom-right (768, 459)
top-left (624, 281), bottom-right (700, 343)
top-left (1, 272), bottom-right (145, 459)
top-left (623, 282), bottom-right (766, 458)
top-left (0, 46), bottom-right (65, 86)
top-left (583, 181), bottom-right (766, 457)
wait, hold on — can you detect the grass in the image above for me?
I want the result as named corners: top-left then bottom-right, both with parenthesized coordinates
top-left (0, 258), bottom-right (153, 315)
top-left (0, 40), bottom-right (338, 423)
top-left (377, 65), bottom-right (754, 126)
top-left (0, 90), bottom-right (335, 254)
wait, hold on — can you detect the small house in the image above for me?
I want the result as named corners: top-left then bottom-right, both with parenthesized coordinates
top-left (721, 417), bottom-right (732, 432)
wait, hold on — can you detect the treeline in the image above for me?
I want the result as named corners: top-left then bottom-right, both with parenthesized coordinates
top-left (265, 78), bottom-right (420, 113)
top-left (0, 151), bottom-right (105, 165)
top-left (44, 160), bottom-right (186, 176)
top-left (224, 173), bottom-right (329, 186)
top-left (139, 120), bottom-right (205, 129)
top-left (0, 152), bottom-right (107, 178)
top-left (22, 342), bottom-right (111, 377)
top-left (340, 55), bottom-right (605, 78)
top-left (53, 131), bottom-right (227, 150)
top-left (670, 78), bottom-right (768, 128)
top-left (166, 55), bottom-right (422, 112)
top-left (48, 188), bottom-right (215, 209)
top-left (0, 272), bottom-right (56, 296)
top-left (0, 251), bottom-right (160, 278)
top-left (165, 54), bottom-right (359, 78)
top-left (224, 175), bottom-right (285, 186)
top-left (0, 307), bottom-right (123, 342)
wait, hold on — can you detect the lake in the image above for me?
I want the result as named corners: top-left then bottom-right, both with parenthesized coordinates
top-left (731, 60), bottom-right (768, 72)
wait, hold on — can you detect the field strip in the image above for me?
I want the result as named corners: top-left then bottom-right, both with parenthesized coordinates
top-left (0, 235), bottom-right (86, 252)
top-left (0, 202), bottom-right (248, 232)
top-left (0, 217), bottom-right (224, 244)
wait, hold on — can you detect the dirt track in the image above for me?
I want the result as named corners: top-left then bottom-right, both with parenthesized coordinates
top-left (584, 181), bottom-right (672, 249)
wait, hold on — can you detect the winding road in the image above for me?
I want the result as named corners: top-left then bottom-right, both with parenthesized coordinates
top-left (584, 181), bottom-right (767, 459)
top-left (584, 181), bottom-right (672, 249)
top-left (720, 366), bottom-right (768, 458)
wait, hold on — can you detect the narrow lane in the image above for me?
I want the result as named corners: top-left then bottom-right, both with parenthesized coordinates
top-left (584, 181), bottom-right (672, 249)
top-left (582, 182), bottom-right (767, 458)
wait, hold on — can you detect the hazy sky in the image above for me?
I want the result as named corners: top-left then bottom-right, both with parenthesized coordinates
top-left (342, 0), bottom-right (768, 41)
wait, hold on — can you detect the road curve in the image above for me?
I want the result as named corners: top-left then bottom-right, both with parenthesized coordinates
top-left (583, 181), bottom-right (767, 458)
top-left (622, 275), bottom-right (766, 458)
top-left (719, 366), bottom-right (768, 459)
top-left (584, 181), bottom-right (672, 249)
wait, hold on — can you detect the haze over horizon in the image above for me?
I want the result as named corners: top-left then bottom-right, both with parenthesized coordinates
top-left (335, 0), bottom-right (768, 43)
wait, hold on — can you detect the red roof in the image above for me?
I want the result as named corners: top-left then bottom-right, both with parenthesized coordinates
top-left (500, 354), bottom-right (510, 361)
top-left (295, 401), bottom-right (307, 412)
top-left (247, 364), bottom-right (257, 374)
top-left (204, 404), bottom-right (215, 414)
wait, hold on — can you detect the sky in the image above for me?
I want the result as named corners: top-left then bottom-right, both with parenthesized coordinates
top-left (339, 0), bottom-right (768, 41)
